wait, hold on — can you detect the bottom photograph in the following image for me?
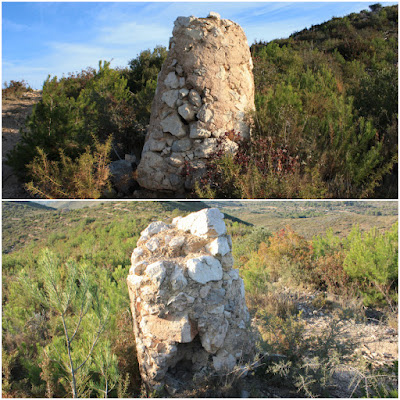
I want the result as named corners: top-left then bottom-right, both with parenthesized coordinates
top-left (2, 200), bottom-right (398, 398)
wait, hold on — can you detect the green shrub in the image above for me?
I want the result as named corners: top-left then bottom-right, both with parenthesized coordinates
top-left (343, 223), bottom-right (398, 308)
top-left (25, 136), bottom-right (112, 199)
top-left (124, 46), bottom-right (168, 124)
top-left (2, 80), bottom-right (32, 99)
top-left (241, 7), bottom-right (398, 199)
top-left (194, 135), bottom-right (327, 199)
top-left (6, 61), bottom-right (139, 197)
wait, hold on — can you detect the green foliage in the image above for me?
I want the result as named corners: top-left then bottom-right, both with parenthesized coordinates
top-left (241, 222), bottom-right (398, 309)
top-left (2, 79), bottom-right (32, 99)
top-left (6, 61), bottom-right (140, 198)
top-left (25, 136), bottom-right (112, 199)
top-left (194, 135), bottom-right (327, 199)
top-left (3, 201), bottom-right (205, 397)
top-left (344, 223), bottom-right (398, 308)
top-left (196, 4), bottom-right (397, 199)
top-left (36, 249), bottom-right (109, 397)
top-left (125, 46), bottom-right (168, 124)
top-left (2, 201), bottom-right (398, 397)
top-left (259, 312), bottom-right (306, 361)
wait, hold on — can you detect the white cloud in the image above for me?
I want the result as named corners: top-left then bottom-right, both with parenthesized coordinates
top-left (2, 19), bottom-right (31, 32)
top-left (4, 2), bottom-right (391, 89)
top-left (99, 21), bottom-right (170, 47)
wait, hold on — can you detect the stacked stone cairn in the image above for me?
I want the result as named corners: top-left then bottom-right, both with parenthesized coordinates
top-left (127, 208), bottom-right (254, 393)
top-left (136, 12), bottom-right (255, 192)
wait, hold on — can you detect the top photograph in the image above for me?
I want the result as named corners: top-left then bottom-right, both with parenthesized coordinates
top-left (2, 2), bottom-right (398, 199)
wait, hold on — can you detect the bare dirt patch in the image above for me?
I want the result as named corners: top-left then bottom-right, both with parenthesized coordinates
top-left (251, 289), bottom-right (398, 397)
top-left (2, 91), bottom-right (41, 198)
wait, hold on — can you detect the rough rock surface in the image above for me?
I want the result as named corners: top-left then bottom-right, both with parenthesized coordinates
top-left (127, 208), bottom-right (254, 393)
top-left (137, 12), bottom-right (255, 192)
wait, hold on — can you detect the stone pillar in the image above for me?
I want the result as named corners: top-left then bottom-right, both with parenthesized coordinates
top-left (136, 12), bottom-right (255, 192)
top-left (127, 208), bottom-right (254, 394)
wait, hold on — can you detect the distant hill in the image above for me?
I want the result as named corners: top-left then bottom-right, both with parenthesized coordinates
top-left (42, 201), bottom-right (101, 210)
top-left (2, 200), bottom-right (250, 254)
top-left (210, 201), bottom-right (398, 239)
top-left (2, 200), bottom-right (55, 216)
top-left (248, 3), bottom-right (398, 199)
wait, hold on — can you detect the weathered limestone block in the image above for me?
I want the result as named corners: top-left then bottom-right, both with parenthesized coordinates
top-left (137, 12), bottom-right (255, 192)
top-left (127, 208), bottom-right (254, 393)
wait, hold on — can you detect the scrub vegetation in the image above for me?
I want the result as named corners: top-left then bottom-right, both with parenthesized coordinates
top-left (4, 4), bottom-right (398, 198)
top-left (2, 201), bottom-right (398, 397)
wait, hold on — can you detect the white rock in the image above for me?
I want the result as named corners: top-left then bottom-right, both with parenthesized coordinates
top-left (149, 139), bottom-right (166, 152)
top-left (188, 90), bottom-right (202, 107)
top-left (171, 265), bottom-right (188, 291)
top-left (209, 305), bottom-right (225, 314)
top-left (178, 88), bottom-right (189, 98)
top-left (189, 122), bottom-right (212, 139)
top-left (140, 221), bottom-right (170, 241)
top-left (187, 256), bottom-right (223, 284)
top-left (172, 216), bottom-right (182, 226)
top-left (228, 269), bottom-right (239, 281)
top-left (208, 11), bottom-right (221, 19)
top-left (221, 252), bottom-right (234, 269)
top-left (145, 261), bottom-right (167, 287)
top-left (178, 103), bottom-right (196, 122)
top-left (201, 318), bottom-right (229, 353)
top-left (239, 278), bottom-right (245, 298)
top-left (162, 90), bottom-right (179, 107)
top-left (169, 236), bottom-right (186, 249)
top-left (186, 27), bottom-right (204, 40)
top-left (127, 274), bottom-right (143, 288)
top-left (168, 154), bottom-right (184, 166)
top-left (164, 72), bottom-right (179, 89)
top-left (160, 113), bottom-right (186, 137)
top-left (206, 236), bottom-right (230, 256)
top-left (167, 292), bottom-right (195, 307)
top-left (164, 235), bottom-right (172, 245)
top-left (194, 138), bottom-right (218, 158)
top-left (175, 208), bottom-right (226, 238)
top-left (213, 350), bottom-right (236, 372)
top-left (174, 16), bottom-right (194, 29)
top-left (129, 260), bottom-right (148, 275)
top-left (131, 247), bottom-right (145, 265)
top-left (172, 138), bottom-right (191, 152)
top-left (197, 104), bottom-right (214, 123)
top-left (176, 64), bottom-right (183, 75)
top-left (199, 285), bottom-right (211, 298)
top-left (146, 237), bottom-right (160, 252)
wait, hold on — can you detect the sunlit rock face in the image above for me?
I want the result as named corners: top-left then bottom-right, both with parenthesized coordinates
top-left (127, 208), bottom-right (254, 394)
top-left (136, 12), bottom-right (255, 192)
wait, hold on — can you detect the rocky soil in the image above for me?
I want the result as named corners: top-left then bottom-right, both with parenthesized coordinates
top-left (181, 287), bottom-right (398, 398)
top-left (2, 91), bottom-right (41, 198)
top-left (246, 290), bottom-right (398, 398)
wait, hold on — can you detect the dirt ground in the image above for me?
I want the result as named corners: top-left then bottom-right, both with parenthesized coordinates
top-left (247, 289), bottom-right (398, 398)
top-left (2, 91), bottom-right (41, 199)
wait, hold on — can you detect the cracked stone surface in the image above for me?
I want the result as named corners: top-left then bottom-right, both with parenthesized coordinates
top-left (136, 12), bottom-right (255, 192)
top-left (127, 208), bottom-right (254, 393)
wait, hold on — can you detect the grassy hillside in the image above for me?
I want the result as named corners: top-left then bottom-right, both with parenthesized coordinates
top-left (197, 4), bottom-right (398, 199)
top-left (2, 200), bottom-right (397, 397)
top-left (208, 201), bottom-right (398, 238)
top-left (5, 4), bottom-right (398, 199)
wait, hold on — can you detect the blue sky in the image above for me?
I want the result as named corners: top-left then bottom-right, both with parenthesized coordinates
top-left (2, 2), bottom-right (396, 89)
